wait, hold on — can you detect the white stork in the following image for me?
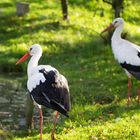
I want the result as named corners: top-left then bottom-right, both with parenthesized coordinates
top-left (16, 44), bottom-right (71, 140)
top-left (101, 17), bottom-right (140, 105)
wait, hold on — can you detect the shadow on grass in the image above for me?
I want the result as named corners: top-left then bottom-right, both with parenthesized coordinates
top-left (0, 2), bottom-right (13, 8)
top-left (0, 12), bottom-right (98, 47)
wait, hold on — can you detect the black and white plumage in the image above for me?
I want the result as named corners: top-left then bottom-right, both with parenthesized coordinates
top-left (16, 44), bottom-right (71, 140)
top-left (120, 61), bottom-right (140, 81)
top-left (28, 68), bottom-right (70, 117)
top-left (102, 18), bottom-right (140, 105)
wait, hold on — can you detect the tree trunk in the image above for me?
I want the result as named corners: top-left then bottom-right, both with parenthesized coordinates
top-left (112, 0), bottom-right (123, 18)
top-left (61, 0), bottom-right (69, 21)
top-left (25, 93), bottom-right (34, 131)
top-left (103, 0), bottom-right (124, 18)
top-left (114, 7), bottom-right (121, 17)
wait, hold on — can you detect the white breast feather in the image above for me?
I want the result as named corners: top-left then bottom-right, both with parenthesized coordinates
top-left (27, 65), bottom-right (58, 92)
top-left (27, 73), bottom-right (46, 92)
top-left (112, 39), bottom-right (140, 65)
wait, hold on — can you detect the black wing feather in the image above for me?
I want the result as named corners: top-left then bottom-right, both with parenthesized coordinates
top-left (30, 68), bottom-right (71, 117)
top-left (120, 62), bottom-right (140, 80)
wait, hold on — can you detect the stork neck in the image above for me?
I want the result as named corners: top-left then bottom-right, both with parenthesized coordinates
top-left (112, 24), bottom-right (123, 42)
top-left (27, 54), bottom-right (41, 77)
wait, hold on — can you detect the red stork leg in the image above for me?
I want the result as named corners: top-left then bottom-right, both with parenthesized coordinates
top-left (51, 111), bottom-right (59, 140)
top-left (127, 78), bottom-right (132, 106)
top-left (39, 107), bottom-right (43, 140)
top-left (137, 86), bottom-right (140, 103)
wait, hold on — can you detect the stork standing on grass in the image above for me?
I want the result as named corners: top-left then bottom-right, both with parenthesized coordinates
top-left (101, 18), bottom-right (140, 105)
top-left (16, 44), bottom-right (71, 140)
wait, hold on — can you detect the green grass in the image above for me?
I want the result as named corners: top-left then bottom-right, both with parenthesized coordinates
top-left (1, 0), bottom-right (140, 139)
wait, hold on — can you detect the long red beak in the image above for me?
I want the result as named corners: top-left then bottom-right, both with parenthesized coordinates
top-left (101, 23), bottom-right (114, 34)
top-left (16, 52), bottom-right (30, 65)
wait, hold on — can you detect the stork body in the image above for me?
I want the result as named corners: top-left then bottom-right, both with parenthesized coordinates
top-left (16, 44), bottom-right (71, 140)
top-left (102, 18), bottom-right (140, 105)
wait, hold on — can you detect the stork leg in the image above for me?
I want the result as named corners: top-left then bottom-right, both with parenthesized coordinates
top-left (127, 78), bottom-right (132, 106)
top-left (51, 111), bottom-right (59, 140)
top-left (137, 86), bottom-right (140, 103)
top-left (39, 107), bottom-right (43, 140)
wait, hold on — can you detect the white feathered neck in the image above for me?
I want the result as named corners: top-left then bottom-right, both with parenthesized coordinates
top-left (111, 23), bottom-right (124, 42)
top-left (27, 53), bottom-right (42, 77)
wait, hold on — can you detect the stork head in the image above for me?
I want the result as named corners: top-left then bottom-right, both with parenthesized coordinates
top-left (112, 18), bottom-right (124, 28)
top-left (16, 44), bottom-right (42, 65)
top-left (101, 17), bottom-right (124, 33)
top-left (29, 44), bottom-right (42, 56)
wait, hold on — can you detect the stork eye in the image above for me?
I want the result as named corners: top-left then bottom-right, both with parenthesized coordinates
top-left (114, 21), bottom-right (118, 24)
top-left (30, 48), bottom-right (32, 51)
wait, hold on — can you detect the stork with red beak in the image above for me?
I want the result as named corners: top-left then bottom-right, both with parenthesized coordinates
top-left (101, 18), bottom-right (140, 105)
top-left (16, 44), bottom-right (71, 140)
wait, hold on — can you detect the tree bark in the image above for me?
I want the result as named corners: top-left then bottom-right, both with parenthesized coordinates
top-left (103, 0), bottom-right (124, 18)
top-left (61, 0), bottom-right (69, 21)
top-left (112, 0), bottom-right (123, 18)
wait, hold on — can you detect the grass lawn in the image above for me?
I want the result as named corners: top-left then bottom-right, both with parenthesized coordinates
top-left (0, 0), bottom-right (140, 140)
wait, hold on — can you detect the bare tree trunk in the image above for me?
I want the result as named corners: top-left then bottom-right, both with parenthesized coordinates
top-left (114, 7), bottom-right (121, 17)
top-left (61, 0), bottom-right (69, 21)
top-left (103, 0), bottom-right (124, 18)
top-left (112, 0), bottom-right (123, 18)
top-left (25, 93), bottom-right (34, 131)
